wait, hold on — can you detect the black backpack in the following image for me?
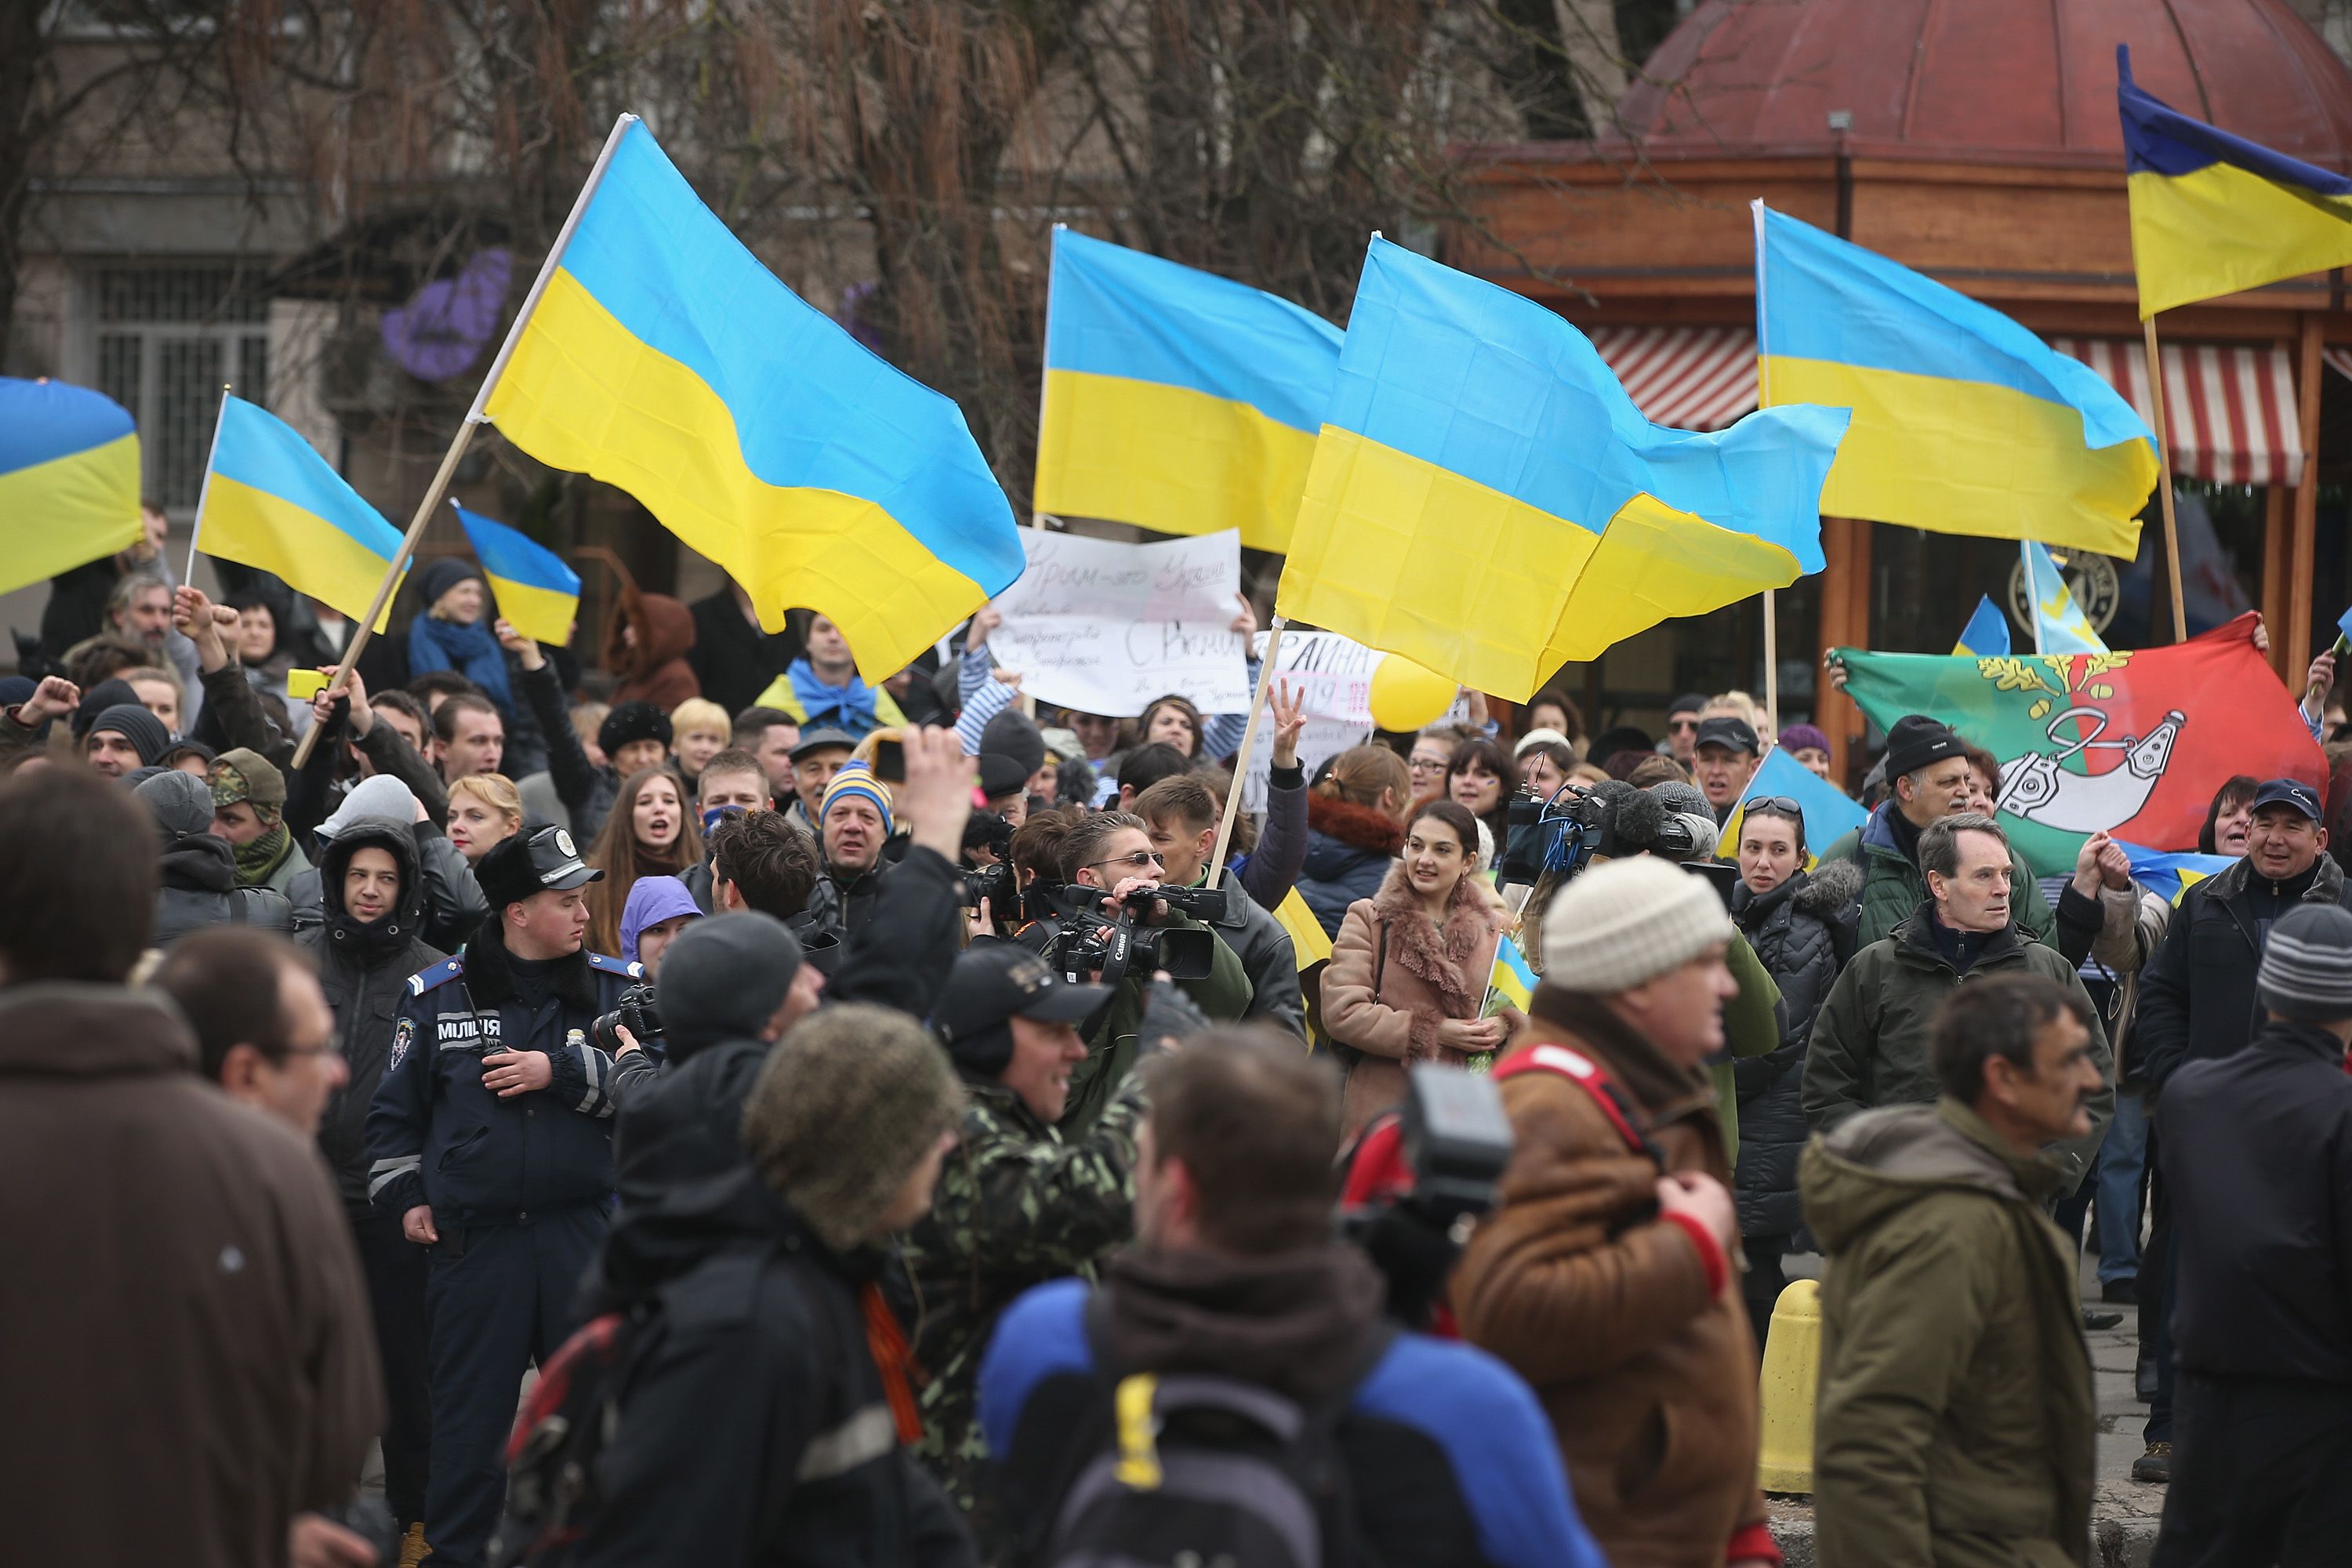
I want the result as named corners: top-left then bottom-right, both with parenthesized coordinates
top-left (1034, 1294), bottom-right (1395, 1568)
top-left (491, 1302), bottom-right (662, 1567)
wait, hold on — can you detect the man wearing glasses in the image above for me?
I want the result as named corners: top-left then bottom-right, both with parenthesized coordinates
top-left (1662, 691), bottom-right (1710, 767)
top-left (1023, 810), bottom-right (1253, 1134)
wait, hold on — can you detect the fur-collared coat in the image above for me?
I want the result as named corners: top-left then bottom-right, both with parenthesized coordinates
top-left (1323, 862), bottom-right (1511, 1135)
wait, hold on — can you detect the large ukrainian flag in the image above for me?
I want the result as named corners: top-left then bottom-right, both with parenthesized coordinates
top-left (196, 396), bottom-right (405, 628)
top-left (1035, 230), bottom-right (1341, 552)
top-left (2119, 45), bottom-right (2352, 318)
top-left (1755, 203), bottom-right (2157, 561)
top-left (480, 115), bottom-right (1024, 682)
top-left (1275, 238), bottom-right (1848, 701)
top-left (0, 376), bottom-right (143, 597)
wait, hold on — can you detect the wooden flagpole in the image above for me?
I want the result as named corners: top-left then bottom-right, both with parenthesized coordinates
top-left (1751, 199), bottom-right (1783, 739)
top-left (1204, 616), bottom-right (1287, 891)
top-left (2140, 315), bottom-right (2188, 643)
top-left (183, 384), bottom-right (231, 589)
top-left (289, 112), bottom-right (639, 771)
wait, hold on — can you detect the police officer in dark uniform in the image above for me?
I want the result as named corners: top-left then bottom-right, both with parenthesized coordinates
top-left (365, 824), bottom-right (641, 1567)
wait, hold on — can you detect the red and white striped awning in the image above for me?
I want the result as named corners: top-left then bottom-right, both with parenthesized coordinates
top-left (2047, 337), bottom-right (2303, 488)
top-left (1588, 326), bottom-right (1759, 430)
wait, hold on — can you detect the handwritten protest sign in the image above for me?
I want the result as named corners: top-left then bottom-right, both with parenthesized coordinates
top-left (1240, 630), bottom-right (1379, 813)
top-left (989, 529), bottom-right (1249, 717)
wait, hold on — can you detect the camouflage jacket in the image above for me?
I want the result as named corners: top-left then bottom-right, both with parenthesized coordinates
top-left (899, 1066), bottom-right (1145, 1549)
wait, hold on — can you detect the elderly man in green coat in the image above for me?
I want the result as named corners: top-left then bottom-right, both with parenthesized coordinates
top-left (1801, 971), bottom-right (2108, 1568)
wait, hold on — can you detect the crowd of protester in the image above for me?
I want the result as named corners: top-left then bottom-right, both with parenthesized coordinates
top-left (5, 526), bottom-right (2349, 1568)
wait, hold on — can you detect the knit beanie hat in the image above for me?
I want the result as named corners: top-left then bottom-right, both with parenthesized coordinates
top-left (979, 706), bottom-right (1047, 779)
top-left (415, 557), bottom-right (485, 613)
top-left (1541, 855), bottom-right (1736, 993)
top-left (136, 768), bottom-right (216, 843)
top-left (740, 1003), bottom-right (965, 1253)
top-left (2256, 903), bottom-right (2352, 1021)
top-left (87, 702), bottom-right (171, 765)
top-left (1882, 714), bottom-right (1965, 782)
top-left (821, 762), bottom-right (895, 836)
top-left (73, 677), bottom-right (142, 740)
top-left (209, 746), bottom-right (287, 809)
top-left (1779, 722), bottom-right (1831, 755)
top-left (659, 912), bottom-right (800, 1052)
top-left (599, 701), bottom-right (673, 758)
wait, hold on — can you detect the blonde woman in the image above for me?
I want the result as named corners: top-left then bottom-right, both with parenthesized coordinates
top-left (668, 697), bottom-right (732, 786)
top-left (445, 772), bottom-right (524, 864)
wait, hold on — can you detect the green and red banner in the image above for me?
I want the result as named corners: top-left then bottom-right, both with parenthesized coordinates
top-left (1837, 612), bottom-right (2323, 876)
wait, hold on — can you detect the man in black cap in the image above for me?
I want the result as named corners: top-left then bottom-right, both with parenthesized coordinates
top-left (365, 823), bottom-right (643, 1568)
top-left (2151, 900), bottom-right (2352, 1563)
top-left (1662, 691), bottom-right (1711, 765)
top-left (1820, 713), bottom-right (2056, 949)
top-left (786, 724), bottom-right (855, 838)
top-left (1691, 713), bottom-right (1762, 822)
top-left (898, 943), bottom-right (1136, 1557)
top-left (82, 700), bottom-right (169, 779)
top-left (2130, 774), bottom-right (2352, 1484)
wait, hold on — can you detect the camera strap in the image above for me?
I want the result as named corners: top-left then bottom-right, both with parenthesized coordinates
top-left (1492, 1043), bottom-right (1664, 1169)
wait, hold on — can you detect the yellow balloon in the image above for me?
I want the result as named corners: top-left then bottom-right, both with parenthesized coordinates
top-left (1368, 655), bottom-right (1458, 732)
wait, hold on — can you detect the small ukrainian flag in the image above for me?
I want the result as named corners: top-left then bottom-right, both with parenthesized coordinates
top-left (194, 397), bottom-right (405, 628)
top-left (1490, 934), bottom-right (1538, 1014)
top-left (1954, 594), bottom-right (2011, 659)
top-left (454, 502), bottom-right (580, 648)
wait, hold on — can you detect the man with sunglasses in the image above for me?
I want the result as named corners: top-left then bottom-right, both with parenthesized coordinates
top-left (1022, 810), bottom-right (1252, 1134)
top-left (1662, 691), bottom-right (1710, 766)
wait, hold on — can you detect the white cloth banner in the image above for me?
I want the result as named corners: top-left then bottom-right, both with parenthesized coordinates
top-left (988, 529), bottom-right (1249, 718)
top-left (1240, 630), bottom-right (1379, 813)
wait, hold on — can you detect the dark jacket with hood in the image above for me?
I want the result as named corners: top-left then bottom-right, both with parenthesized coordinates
top-left (2159, 1014), bottom-right (2352, 1384)
top-left (606, 590), bottom-right (701, 713)
top-left (568, 1166), bottom-right (976, 1568)
top-left (154, 833), bottom-right (296, 946)
top-left (2133, 849), bottom-right (2352, 1094)
top-left (289, 820), bottom-right (486, 954)
top-left (1801, 1099), bottom-right (2094, 1568)
top-left (297, 816), bottom-right (447, 1218)
top-left (1821, 804), bottom-right (2057, 953)
top-left (686, 586), bottom-right (800, 718)
top-left (1296, 792), bottom-right (1405, 938)
top-left (1730, 858), bottom-right (1858, 1239)
top-left (981, 1243), bottom-right (1606, 1568)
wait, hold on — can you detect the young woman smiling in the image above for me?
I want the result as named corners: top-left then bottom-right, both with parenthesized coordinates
top-left (1322, 799), bottom-right (1518, 1135)
top-left (584, 767), bottom-right (704, 958)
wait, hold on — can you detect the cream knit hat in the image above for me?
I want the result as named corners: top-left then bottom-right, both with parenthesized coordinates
top-left (1541, 855), bottom-right (1735, 993)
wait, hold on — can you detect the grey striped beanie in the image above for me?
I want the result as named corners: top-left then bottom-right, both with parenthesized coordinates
top-left (2256, 903), bottom-right (2352, 1022)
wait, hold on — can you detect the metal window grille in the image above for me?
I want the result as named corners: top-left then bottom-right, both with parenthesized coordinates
top-left (89, 264), bottom-right (270, 510)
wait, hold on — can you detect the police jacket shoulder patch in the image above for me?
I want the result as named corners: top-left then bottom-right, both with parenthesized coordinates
top-left (586, 953), bottom-right (643, 980)
top-left (408, 957), bottom-right (465, 996)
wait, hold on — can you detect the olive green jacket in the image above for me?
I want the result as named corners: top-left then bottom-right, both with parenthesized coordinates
top-left (1801, 1099), bottom-right (2094, 1568)
top-left (1713, 928), bottom-right (1783, 1172)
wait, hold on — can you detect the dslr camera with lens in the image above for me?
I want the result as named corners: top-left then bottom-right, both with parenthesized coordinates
top-left (589, 982), bottom-right (662, 1057)
top-left (1029, 882), bottom-right (1229, 990)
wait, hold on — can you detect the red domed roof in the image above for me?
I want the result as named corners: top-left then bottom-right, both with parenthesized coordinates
top-left (1613, 0), bottom-right (2352, 169)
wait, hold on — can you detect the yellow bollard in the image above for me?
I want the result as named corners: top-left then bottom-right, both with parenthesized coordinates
top-left (1755, 1277), bottom-right (1820, 1494)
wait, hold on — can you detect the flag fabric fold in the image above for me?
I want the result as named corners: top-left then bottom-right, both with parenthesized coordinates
top-left (1276, 237), bottom-right (1848, 701)
top-left (454, 502), bottom-right (580, 648)
top-left (2115, 840), bottom-right (2235, 906)
top-left (1755, 202), bottom-right (2155, 561)
top-left (1272, 887), bottom-right (1334, 973)
top-left (196, 396), bottom-right (405, 629)
top-left (1718, 746), bottom-right (1870, 870)
top-left (2022, 541), bottom-right (2108, 655)
top-left (480, 117), bottom-right (1025, 683)
top-left (0, 376), bottom-right (143, 597)
top-left (1954, 593), bottom-right (2012, 659)
top-left (1834, 613), bottom-right (2320, 876)
top-left (1036, 230), bottom-right (1341, 552)
top-left (2118, 45), bottom-right (2352, 318)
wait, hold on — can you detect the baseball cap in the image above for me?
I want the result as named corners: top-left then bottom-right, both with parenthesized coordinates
top-left (929, 943), bottom-right (1110, 1045)
top-left (476, 823), bottom-right (604, 909)
top-left (791, 726), bottom-right (856, 762)
top-left (1693, 715), bottom-right (1759, 756)
top-left (2250, 778), bottom-right (2322, 823)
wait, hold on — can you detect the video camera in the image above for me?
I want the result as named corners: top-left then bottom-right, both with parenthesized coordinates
top-left (1499, 780), bottom-right (1706, 887)
top-left (957, 811), bottom-right (1022, 922)
top-left (1338, 1066), bottom-right (1516, 1330)
top-left (1029, 881), bottom-right (1231, 990)
top-left (589, 982), bottom-right (662, 1058)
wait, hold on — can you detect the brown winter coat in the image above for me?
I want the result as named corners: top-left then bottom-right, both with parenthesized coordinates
top-left (1451, 985), bottom-right (1769, 1568)
top-left (1322, 862), bottom-right (1510, 1135)
top-left (605, 589), bottom-right (701, 710)
top-left (0, 982), bottom-right (382, 1568)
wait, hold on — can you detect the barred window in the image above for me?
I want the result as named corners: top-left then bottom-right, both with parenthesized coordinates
top-left (90, 265), bottom-right (270, 511)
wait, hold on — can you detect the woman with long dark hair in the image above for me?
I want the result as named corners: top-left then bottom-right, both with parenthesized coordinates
top-left (1446, 736), bottom-right (1512, 862)
top-left (583, 767), bottom-right (703, 957)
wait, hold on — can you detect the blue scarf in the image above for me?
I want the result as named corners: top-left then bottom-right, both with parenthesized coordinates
top-left (787, 658), bottom-right (877, 738)
top-left (408, 611), bottom-right (512, 711)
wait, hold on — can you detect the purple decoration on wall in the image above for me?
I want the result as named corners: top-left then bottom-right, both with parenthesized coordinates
top-left (382, 248), bottom-right (513, 381)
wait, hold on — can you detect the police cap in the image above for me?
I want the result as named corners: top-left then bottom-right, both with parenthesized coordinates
top-left (477, 824), bottom-right (604, 910)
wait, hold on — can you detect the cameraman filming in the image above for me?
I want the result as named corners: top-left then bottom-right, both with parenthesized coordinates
top-left (1020, 811), bottom-right (1252, 1134)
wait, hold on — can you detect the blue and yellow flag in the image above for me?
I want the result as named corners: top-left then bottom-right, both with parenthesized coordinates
top-left (1755, 202), bottom-right (2155, 561)
top-left (480, 116), bottom-right (1024, 682)
top-left (2118, 46), bottom-right (2352, 319)
top-left (2116, 840), bottom-right (2234, 906)
top-left (1276, 238), bottom-right (1847, 700)
top-left (454, 502), bottom-right (580, 648)
top-left (196, 397), bottom-right (405, 628)
top-left (1954, 593), bottom-right (2012, 658)
top-left (1272, 887), bottom-right (1334, 974)
top-left (2022, 540), bottom-right (2107, 655)
top-left (1718, 746), bottom-right (1868, 869)
top-left (1490, 933), bottom-right (1539, 1014)
top-left (1036, 230), bottom-right (1341, 552)
top-left (0, 376), bottom-right (143, 597)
